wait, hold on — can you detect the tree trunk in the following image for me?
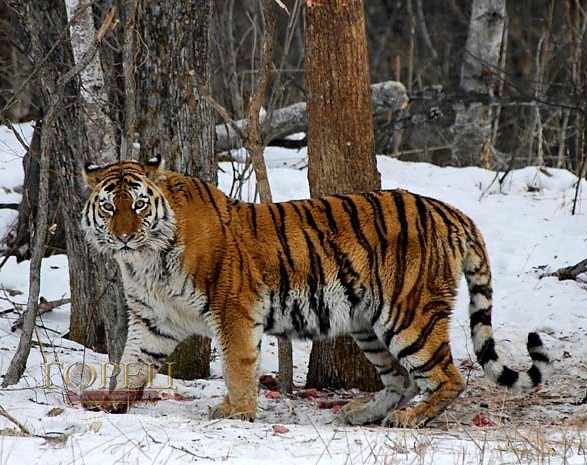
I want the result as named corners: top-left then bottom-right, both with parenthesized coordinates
top-left (9, 123), bottom-right (67, 261)
top-left (135, 0), bottom-right (215, 379)
top-left (1, 5), bottom-right (52, 383)
top-left (64, 0), bottom-right (127, 362)
top-left (304, 0), bottom-right (383, 392)
top-left (65, 0), bottom-right (118, 161)
top-left (20, 0), bottom-right (126, 361)
top-left (451, 0), bottom-right (506, 166)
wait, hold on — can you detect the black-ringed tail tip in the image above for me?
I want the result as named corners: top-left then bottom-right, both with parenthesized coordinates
top-left (476, 331), bottom-right (550, 390)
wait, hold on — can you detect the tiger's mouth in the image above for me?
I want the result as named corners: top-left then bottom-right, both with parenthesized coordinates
top-left (108, 235), bottom-right (143, 253)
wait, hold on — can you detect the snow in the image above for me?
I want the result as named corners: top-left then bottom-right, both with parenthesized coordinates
top-left (1, 125), bottom-right (586, 464)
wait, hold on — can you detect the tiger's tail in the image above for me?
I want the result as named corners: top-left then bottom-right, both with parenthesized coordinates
top-left (463, 228), bottom-right (551, 389)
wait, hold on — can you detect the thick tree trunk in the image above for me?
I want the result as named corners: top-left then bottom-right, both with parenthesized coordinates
top-left (21, 0), bottom-right (126, 360)
top-left (304, 0), bottom-right (383, 392)
top-left (136, 0), bottom-right (216, 181)
top-left (451, 0), bottom-right (506, 166)
top-left (135, 0), bottom-right (215, 379)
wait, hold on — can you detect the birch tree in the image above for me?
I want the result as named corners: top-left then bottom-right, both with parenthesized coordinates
top-left (65, 1), bottom-right (117, 162)
top-left (451, 0), bottom-right (506, 166)
top-left (63, 2), bottom-right (127, 360)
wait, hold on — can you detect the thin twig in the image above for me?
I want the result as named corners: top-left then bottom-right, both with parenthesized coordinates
top-left (0, 115), bottom-right (30, 153)
top-left (0, 404), bottom-right (32, 435)
top-left (11, 297), bottom-right (71, 332)
top-left (199, 90), bottom-right (246, 142)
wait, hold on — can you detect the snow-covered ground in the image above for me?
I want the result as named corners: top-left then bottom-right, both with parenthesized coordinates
top-left (0, 123), bottom-right (586, 464)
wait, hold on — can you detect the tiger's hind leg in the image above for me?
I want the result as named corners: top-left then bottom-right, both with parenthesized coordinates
top-left (382, 303), bottom-right (465, 428)
top-left (338, 328), bottom-right (418, 425)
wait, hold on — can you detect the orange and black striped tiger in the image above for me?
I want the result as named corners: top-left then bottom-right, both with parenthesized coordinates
top-left (81, 155), bottom-right (550, 427)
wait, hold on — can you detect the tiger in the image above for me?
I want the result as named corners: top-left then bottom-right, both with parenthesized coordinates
top-left (80, 155), bottom-right (550, 427)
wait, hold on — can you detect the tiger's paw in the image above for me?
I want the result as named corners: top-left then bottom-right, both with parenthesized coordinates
top-left (338, 398), bottom-right (381, 425)
top-left (339, 388), bottom-right (406, 426)
top-left (382, 408), bottom-right (428, 429)
top-left (208, 401), bottom-right (256, 422)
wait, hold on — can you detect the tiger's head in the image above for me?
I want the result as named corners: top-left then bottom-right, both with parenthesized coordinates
top-left (81, 155), bottom-right (175, 256)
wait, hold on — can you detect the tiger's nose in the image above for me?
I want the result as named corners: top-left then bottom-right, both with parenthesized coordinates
top-left (116, 233), bottom-right (135, 244)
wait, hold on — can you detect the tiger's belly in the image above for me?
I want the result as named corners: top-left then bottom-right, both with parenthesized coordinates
top-left (261, 279), bottom-right (361, 340)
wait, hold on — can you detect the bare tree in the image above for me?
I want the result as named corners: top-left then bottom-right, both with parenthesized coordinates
top-left (304, 0), bottom-right (383, 392)
top-left (3, 0), bottom-right (120, 385)
top-left (241, 0), bottom-right (294, 394)
top-left (451, 0), bottom-right (506, 167)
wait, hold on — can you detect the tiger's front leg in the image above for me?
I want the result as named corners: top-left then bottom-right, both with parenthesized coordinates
top-left (83, 296), bottom-right (181, 413)
top-left (208, 299), bottom-right (263, 422)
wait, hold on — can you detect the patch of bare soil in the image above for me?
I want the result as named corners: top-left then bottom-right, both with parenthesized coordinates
top-left (263, 351), bottom-right (587, 430)
top-left (430, 360), bottom-right (586, 429)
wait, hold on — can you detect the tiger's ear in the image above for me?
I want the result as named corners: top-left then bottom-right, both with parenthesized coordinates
top-left (144, 153), bottom-right (164, 181)
top-left (83, 162), bottom-right (105, 188)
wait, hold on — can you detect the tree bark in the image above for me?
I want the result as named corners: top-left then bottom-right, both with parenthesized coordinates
top-left (304, 0), bottom-right (383, 392)
top-left (451, 0), bottom-right (506, 166)
top-left (9, 123), bottom-right (67, 261)
top-left (64, 1), bottom-right (127, 362)
top-left (65, 0), bottom-right (118, 161)
top-left (17, 0), bottom-right (126, 361)
top-left (135, 0), bottom-right (215, 379)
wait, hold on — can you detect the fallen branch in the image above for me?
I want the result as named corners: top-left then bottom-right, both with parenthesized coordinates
top-left (0, 203), bottom-right (19, 210)
top-left (11, 297), bottom-right (71, 332)
top-left (0, 404), bottom-right (32, 435)
top-left (549, 259), bottom-right (587, 281)
top-left (215, 80), bottom-right (408, 151)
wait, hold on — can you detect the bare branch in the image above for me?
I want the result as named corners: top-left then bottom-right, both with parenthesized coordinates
top-left (244, 0), bottom-right (274, 204)
top-left (0, 404), bottom-right (32, 435)
top-left (1, 84), bottom-right (50, 387)
top-left (11, 297), bottom-right (71, 332)
top-left (548, 259), bottom-right (587, 281)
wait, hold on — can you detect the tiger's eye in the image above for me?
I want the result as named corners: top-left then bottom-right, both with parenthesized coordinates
top-left (134, 200), bottom-right (146, 210)
top-left (102, 202), bottom-right (114, 213)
